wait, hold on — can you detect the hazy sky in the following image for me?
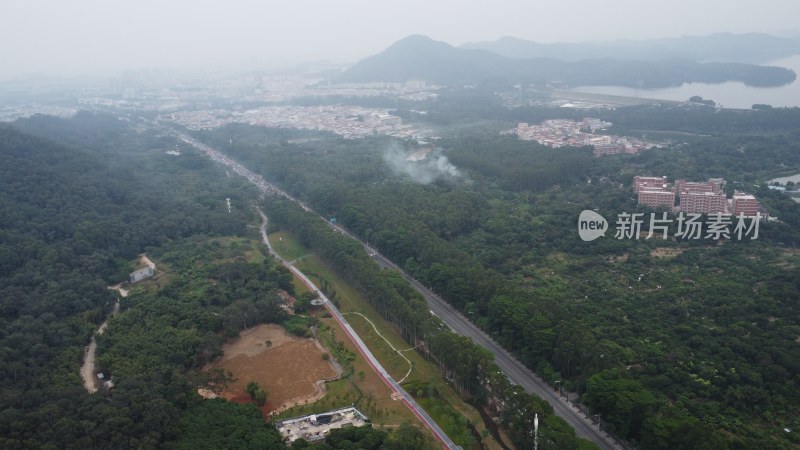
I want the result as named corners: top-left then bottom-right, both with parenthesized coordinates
top-left (1, 0), bottom-right (799, 79)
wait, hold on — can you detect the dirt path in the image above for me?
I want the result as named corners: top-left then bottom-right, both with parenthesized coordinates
top-left (288, 254), bottom-right (311, 264)
top-left (107, 283), bottom-right (129, 298)
top-left (344, 312), bottom-right (414, 383)
top-left (139, 254), bottom-right (156, 269)
top-left (81, 287), bottom-right (125, 393)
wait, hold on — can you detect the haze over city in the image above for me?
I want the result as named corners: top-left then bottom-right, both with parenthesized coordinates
top-left (5, 0), bottom-right (800, 448)
top-left (2, 0), bottom-right (800, 79)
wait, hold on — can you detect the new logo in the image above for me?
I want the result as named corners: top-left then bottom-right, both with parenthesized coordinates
top-left (578, 210), bottom-right (608, 241)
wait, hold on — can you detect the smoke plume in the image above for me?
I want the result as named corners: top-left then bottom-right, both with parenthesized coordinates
top-left (383, 143), bottom-right (461, 184)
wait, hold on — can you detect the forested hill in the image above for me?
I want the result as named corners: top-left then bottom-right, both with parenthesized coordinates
top-left (0, 115), bottom-right (440, 449)
top-left (0, 116), bottom-right (265, 448)
top-left (200, 114), bottom-right (800, 448)
top-left (338, 35), bottom-right (796, 88)
top-left (461, 33), bottom-right (800, 64)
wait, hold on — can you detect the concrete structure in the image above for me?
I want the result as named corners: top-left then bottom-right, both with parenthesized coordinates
top-left (673, 178), bottom-right (728, 214)
top-left (631, 176), bottom-right (768, 216)
top-left (634, 176), bottom-right (675, 208)
top-left (512, 119), bottom-right (655, 156)
top-left (731, 191), bottom-right (762, 217)
top-left (582, 117), bottom-right (610, 132)
top-left (129, 266), bottom-right (154, 283)
top-left (593, 144), bottom-right (631, 157)
top-left (638, 188), bottom-right (675, 209)
top-left (367, 113), bottom-right (401, 127)
top-left (275, 407), bottom-right (368, 443)
top-left (675, 178), bottom-right (724, 195)
top-left (680, 191), bottom-right (728, 214)
top-left (634, 176), bottom-right (668, 193)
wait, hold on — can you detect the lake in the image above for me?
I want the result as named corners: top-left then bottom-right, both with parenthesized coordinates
top-left (572, 54), bottom-right (800, 109)
top-left (770, 173), bottom-right (800, 185)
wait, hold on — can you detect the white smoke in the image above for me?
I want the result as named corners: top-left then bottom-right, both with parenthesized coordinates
top-left (383, 143), bottom-right (461, 184)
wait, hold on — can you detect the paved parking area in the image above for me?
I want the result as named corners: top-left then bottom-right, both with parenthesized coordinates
top-left (276, 407), bottom-right (368, 443)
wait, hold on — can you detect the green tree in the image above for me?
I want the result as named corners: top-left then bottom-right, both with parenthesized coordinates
top-left (246, 381), bottom-right (268, 406)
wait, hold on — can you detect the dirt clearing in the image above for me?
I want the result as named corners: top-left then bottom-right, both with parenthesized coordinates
top-left (208, 324), bottom-right (340, 416)
top-left (650, 247), bottom-right (685, 258)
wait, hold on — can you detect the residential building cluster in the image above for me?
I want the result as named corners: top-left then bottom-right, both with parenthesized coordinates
top-left (165, 105), bottom-right (429, 140)
top-left (0, 104), bottom-right (78, 122)
top-left (511, 118), bottom-right (657, 156)
top-left (72, 73), bottom-right (438, 110)
top-left (634, 176), bottom-right (766, 217)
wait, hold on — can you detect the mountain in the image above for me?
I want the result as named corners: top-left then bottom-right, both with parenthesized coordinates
top-left (338, 35), bottom-right (510, 85)
top-left (337, 35), bottom-right (797, 88)
top-left (461, 33), bottom-right (800, 64)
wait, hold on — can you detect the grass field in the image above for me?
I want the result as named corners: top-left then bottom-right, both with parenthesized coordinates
top-left (268, 231), bottom-right (311, 261)
top-left (269, 230), bottom-right (510, 450)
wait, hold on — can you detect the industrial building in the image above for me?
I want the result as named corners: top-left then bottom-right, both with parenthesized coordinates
top-left (275, 407), bottom-right (369, 444)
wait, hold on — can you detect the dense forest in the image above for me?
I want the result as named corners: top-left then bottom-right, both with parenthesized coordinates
top-left (198, 102), bottom-right (800, 449)
top-left (263, 196), bottom-right (593, 450)
top-left (0, 115), bottom-right (271, 448)
top-left (4, 100), bottom-right (800, 449)
top-left (0, 114), bottom-right (434, 449)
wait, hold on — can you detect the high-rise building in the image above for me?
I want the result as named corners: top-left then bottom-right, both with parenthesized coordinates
top-left (681, 191), bottom-right (728, 214)
top-left (634, 176), bottom-right (668, 193)
top-left (731, 192), bottom-right (761, 217)
top-left (638, 189), bottom-right (676, 209)
top-left (675, 178), bottom-right (724, 195)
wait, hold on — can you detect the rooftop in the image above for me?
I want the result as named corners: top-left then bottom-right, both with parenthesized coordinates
top-left (275, 406), bottom-right (369, 443)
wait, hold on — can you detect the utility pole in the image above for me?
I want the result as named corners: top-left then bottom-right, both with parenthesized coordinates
top-left (534, 413), bottom-right (539, 450)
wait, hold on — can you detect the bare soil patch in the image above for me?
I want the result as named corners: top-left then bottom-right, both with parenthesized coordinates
top-left (650, 247), bottom-right (685, 258)
top-left (208, 324), bottom-right (340, 416)
top-left (139, 253), bottom-right (156, 269)
top-left (607, 253), bottom-right (629, 263)
top-left (107, 284), bottom-right (129, 298)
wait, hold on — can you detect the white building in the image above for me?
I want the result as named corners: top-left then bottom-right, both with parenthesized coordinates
top-left (129, 266), bottom-right (154, 283)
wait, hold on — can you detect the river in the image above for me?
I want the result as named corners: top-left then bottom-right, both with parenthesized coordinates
top-left (572, 54), bottom-right (800, 109)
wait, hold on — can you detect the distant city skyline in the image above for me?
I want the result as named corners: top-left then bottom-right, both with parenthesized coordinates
top-left (1, 0), bottom-right (799, 80)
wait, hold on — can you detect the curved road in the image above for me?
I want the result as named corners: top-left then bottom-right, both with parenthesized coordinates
top-left (328, 230), bottom-right (621, 449)
top-left (174, 129), bottom-right (622, 450)
top-left (258, 211), bottom-right (459, 450)
top-left (344, 311), bottom-right (414, 383)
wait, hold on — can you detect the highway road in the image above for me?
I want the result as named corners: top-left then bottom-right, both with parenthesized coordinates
top-left (258, 211), bottom-right (460, 450)
top-left (366, 252), bottom-right (623, 450)
top-left (170, 128), bottom-right (459, 448)
top-left (321, 227), bottom-right (622, 449)
top-left (174, 129), bottom-right (622, 450)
